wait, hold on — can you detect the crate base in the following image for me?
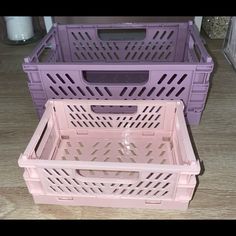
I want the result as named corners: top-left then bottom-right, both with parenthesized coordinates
top-left (52, 133), bottom-right (175, 165)
top-left (19, 100), bottom-right (200, 210)
top-left (32, 194), bottom-right (189, 210)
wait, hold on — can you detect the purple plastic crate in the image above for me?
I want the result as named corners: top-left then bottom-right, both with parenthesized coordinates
top-left (23, 21), bottom-right (214, 125)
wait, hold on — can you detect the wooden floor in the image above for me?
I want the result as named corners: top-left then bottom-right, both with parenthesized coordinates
top-left (0, 36), bottom-right (235, 219)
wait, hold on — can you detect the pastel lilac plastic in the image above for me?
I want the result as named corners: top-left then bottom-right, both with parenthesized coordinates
top-left (23, 21), bottom-right (214, 125)
top-left (19, 99), bottom-right (200, 210)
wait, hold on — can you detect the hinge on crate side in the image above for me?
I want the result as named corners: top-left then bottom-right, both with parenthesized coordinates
top-left (142, 131), bottom-right (155, 136)
top-left (58, 197), bottom-right (73, 201)
top-left (196, 65), bottom-right (213, 71)
top-left (76, 130), bottom-right (89, 135)
top-left (22, 65), bottom-right (39, 71)
top-left (162, 136), bottom-right (171, 142)
top-left (145, 200), bottom-right (162, 205)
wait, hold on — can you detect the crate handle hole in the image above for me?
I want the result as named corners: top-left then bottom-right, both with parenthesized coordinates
top-left (82, 71), bottom-right (149, 84)
top-left (75, 169), bottom-right (139, 183)
top-left (97, 28), bottom-right (146, 41)
top-left (91, 105), bottom-right (138, 114)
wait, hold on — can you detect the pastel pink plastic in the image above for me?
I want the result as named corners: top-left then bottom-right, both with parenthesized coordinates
top-left (23, 21), bottom-right (214, 125)
top-left (18, 99), bottom-right (200, 210)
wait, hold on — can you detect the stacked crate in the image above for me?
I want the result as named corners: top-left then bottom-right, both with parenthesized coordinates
top-left (23, 21), bottom-right (213, 125)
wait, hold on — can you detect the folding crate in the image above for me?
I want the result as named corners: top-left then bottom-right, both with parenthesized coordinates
top-left (23, 21), bottom-right (213, 125)
top-left (18, 99), bottom-right (200, 210)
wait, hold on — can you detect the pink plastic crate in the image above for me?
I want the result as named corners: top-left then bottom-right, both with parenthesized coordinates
top-left (23, 21), bottom-right (214, 125)
top-left (19, 99), bottom-right (200, 210)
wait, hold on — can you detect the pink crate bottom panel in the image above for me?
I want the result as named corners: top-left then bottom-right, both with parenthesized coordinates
top-left (19, 99), bottom-right (200, 210)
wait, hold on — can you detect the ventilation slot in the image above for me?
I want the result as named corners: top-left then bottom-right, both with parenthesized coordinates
top-left (149, 106), bottom-right (155, 113)
top-left (155, 115), bottom-right (160, 120)
top-left (107, 52), bottom-right (113, 60)
top-left (62, 169), bottom-right (69, 176)
top-left (131, 52), bottom-right (137, 60)
top-left (67, 105), bottom-right (73, 112)
top-left (70, 113), bottom-right (75, 120)
top-left (68, 86), bottom-right (76, 96)
top-left (80, 106), bottom-right (86, 112)
top-left (143, 106), bottom-right (148, 113)
top-left (138, 87), bottom-right (146, 96)
top-left (85, 32), bottom-right (91, 40)
top-left (155, 173), bottom-right (163, 179)
top-left (156, 87), bottom-right (165, 96)
top-left (176, 87), bottom-right (185, 97)
top-left (147, 87), bottom-right (156, 97)
top-left (167, 74), bottom-right (177, 84)
top-left (53, 169), bottom-right (61, 176)
top-left (158, 74), bottom-right (167, 84)
top-left (47, 74), bottom-right (56, 84)
top-left (167, 31), bottom-right (174, 39)
top-left (164, 174), bottom-right (172, 180)
top-left (165, 52), bottom-right (171, 59)
top-left (166, 87), bottom-right (175, 97)
top-left (138, 52), bottom-right (144, 60)
top-left (162, 191), bottom-right (168, 196)
top-left (81, 52), bottom-right (87, 60)
top-left (71, 121), bottom-right (76, 127)
top-left (153, 31), bottom-right (159, 39)
top-left (93, 52), bottom-right (99, 60)
top-left (48, 178), bottom-right (55, 184)
top-left (148, 123), bottom-right (153, 128)
top-left (74, 52), bottom-right (80, 60)
top-left (104, 87), bottom-right (112, 96)
top-left (114, 52), bottom-right (119, 60)
top-left (100, 52), bottom-right (106, 60)
top-left (73, 105), bottom-right (79, 112)
top-left (146, 173), bottom-right (154, 179)
top-left (120, 87), bottom-right (127, 96)
top-left (50, 186), bottom-right (56, 192)
top-left (78, 32), bottom-right (85, 40)
top-left (71, 32), bottom-right (78, 40)
top-left (65, 74), bottom-right (75, 84)
top-left (160, 31), bottom-right (166, 39)
top-left (177, 74), bottom-right (187, 84)
top-left (156, 106), bottom-right (162, 113)
top-left (129, 87), bottom-right (137, 96)
top-left (56, 74), bottom-right (65, 84)
top-left (50, 86), bottom-right (59, 96)
top-left (95, 87), bottom-right (103, 96)
top-left (86, 87), bottom-right (94, 96)
top-left (58, 86), bottom-right (68, 96)
top-left (151, 52), bottom-right (157, 60)
top-left (75, 114), bottom-right (82, 120)
top-left (159, 52), bottom-right (165, 59)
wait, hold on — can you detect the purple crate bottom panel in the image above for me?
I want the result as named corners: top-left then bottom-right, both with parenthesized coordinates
top-left (23, 22), bottom-right (213, 126)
